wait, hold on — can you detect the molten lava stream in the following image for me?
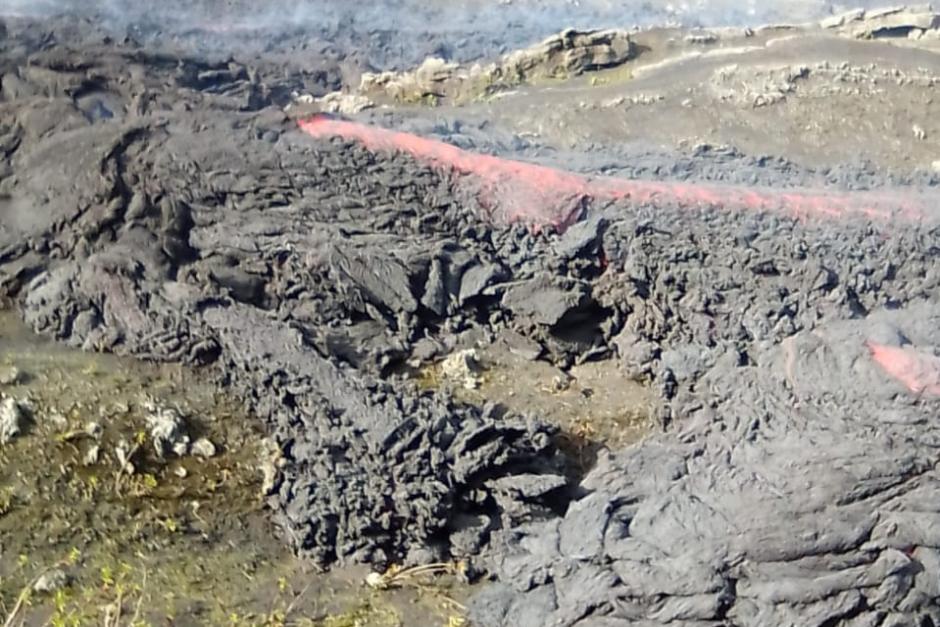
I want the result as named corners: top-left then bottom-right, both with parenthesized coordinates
top-left (868, 342), bottom-right (940, 398)
top-left (298, 115), bottom-right (930, 229)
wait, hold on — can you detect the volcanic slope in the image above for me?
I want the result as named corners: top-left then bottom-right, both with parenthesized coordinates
top-left (2, 14), bottom-right (940, 627)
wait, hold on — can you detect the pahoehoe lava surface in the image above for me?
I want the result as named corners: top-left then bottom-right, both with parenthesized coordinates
top-left (2, 12), bottom-right (940, 627)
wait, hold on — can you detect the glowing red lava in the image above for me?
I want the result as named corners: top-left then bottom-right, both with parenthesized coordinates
top-left (298, 116), bottom-right (940, 395)
top-left (298, 114), bottom-right (931, 230)
top-left (868, 342), bottom-right (940, 398)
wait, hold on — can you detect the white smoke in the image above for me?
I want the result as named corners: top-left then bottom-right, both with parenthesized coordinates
top-left (0, 0), bottom-right (909, 25)
top-left (0, 1), bottom-right (915, 62)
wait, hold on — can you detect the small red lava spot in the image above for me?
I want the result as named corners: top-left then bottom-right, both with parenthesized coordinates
top-left (297, 115), bottom-right (929, 231)
top-left (866, 341), bottom-right (940, 397)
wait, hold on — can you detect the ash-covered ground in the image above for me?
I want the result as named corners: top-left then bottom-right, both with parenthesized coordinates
top-left (2, 3), bottom-right (940, 626)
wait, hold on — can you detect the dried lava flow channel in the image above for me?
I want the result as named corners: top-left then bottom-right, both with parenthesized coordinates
top-left (299, 114), bottom-right (933, 227)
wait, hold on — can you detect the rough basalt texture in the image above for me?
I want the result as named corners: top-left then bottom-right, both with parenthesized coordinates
top-left (472, 210), bottom-right (940, 626)
top-left (1, 100), bottom-right (574, 566)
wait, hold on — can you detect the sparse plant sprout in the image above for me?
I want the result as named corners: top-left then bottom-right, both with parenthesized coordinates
top-left (100, 566), bottom-right (115, 588)
top-left (67, 547), bottom-right (81, 565)
top-left (0, 487), bottom-right (14, 516)
top-left (52, 587), bottom-right (71, 611)
top-left (79, 474), bottom-right (100, 501)
top-left (157, 517), bottom-right (180, 534)
top-left (363, 561), bottom-right (468, 622)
